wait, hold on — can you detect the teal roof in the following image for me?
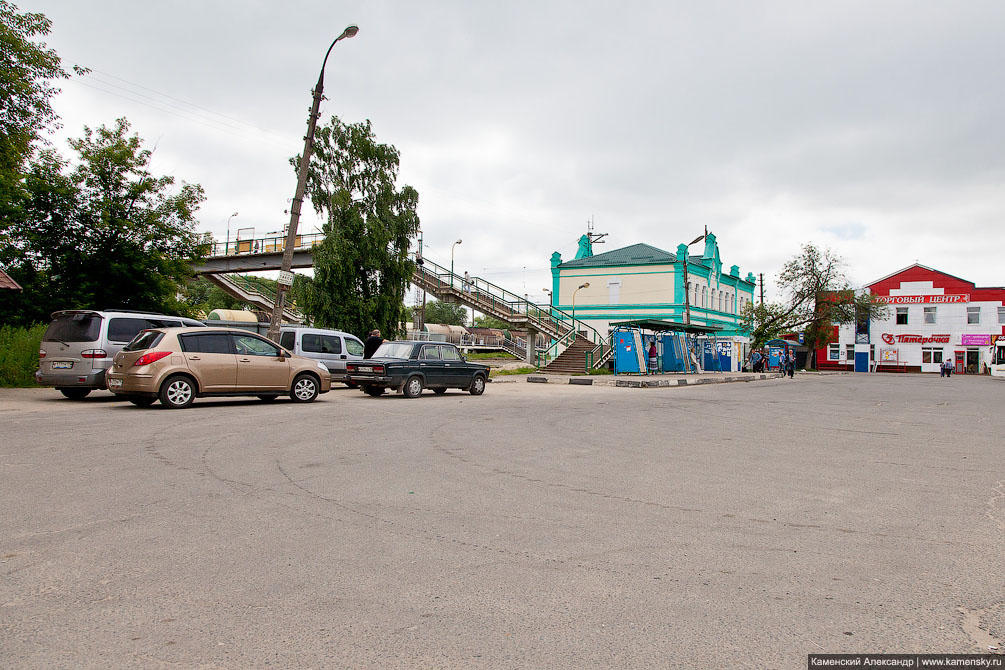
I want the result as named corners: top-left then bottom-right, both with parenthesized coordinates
top-left (559, 243), bottom-right (677, 268)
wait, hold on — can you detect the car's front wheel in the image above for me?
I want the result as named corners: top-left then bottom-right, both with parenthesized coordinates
top-left (58, 388), bottom-right (91, 400)
top-left (469, 375), bottom-right (486, 396)
top-left (290, 374), bottom-right (319, 403)
top-left (127, 396), bottom-right (156, 407)
top-left (403, 375), bottom-right (424, 398)
top-left (159, 375), bottom-right (196, 409)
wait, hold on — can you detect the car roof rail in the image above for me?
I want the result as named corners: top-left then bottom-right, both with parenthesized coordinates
top-left (103, 308), bottom-right (170, 315)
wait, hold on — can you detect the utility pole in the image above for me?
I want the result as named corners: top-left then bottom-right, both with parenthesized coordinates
top-left (266, 25), bottom-right (359, 343)
top-left (759, 272), bottom-right (765, 305)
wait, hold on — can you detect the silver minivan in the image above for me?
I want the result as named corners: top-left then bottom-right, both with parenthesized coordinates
top-left (36, 309), bottom-right (205, 398)
top-left (278, 326), bottom-right (365, 386)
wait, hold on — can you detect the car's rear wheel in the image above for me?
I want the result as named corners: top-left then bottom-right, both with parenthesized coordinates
top-left (290, 374), bottom-right (319, 403)
top-left (403, 375), bottom-right (424, 398)
top-left (58, 388), bottom-right (91, 400)
top-left (469, 375), bottom-right (486, 396)
top-left (257, 394), bottom-right (279, 402)
top-left (127, 396), bottom-right (156, 407)
top-left (159, 375), bottom-right (196, 409)
top-left (433, 387), bottom-right (447, 395)
top-left (363, 385), bottom-right (385, 397)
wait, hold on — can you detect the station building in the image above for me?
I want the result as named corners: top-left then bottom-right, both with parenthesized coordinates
top-left (549, 233), bottom-right (757, 369)
top-left (818, 264), bottom-right (1005, 374)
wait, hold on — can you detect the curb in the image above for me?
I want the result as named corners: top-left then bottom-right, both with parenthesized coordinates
top-left (527, 373), bottom-right (786, 387)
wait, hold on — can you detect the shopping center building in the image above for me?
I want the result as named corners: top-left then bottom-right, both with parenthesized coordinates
top-left (818, 264), bottom-right (1005, 374)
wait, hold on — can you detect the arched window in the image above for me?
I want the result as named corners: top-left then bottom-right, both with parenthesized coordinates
top-left (702, 286), bottom-right (707, 307)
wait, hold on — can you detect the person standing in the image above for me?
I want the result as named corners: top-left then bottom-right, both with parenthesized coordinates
top-left (648, 340), bottom-right (658, 374)
top-left (463, 271), bottom-right (472, 294)
top-left (363, 329), bottom-right (384, 359)
top-left (786, 351), bottom-right (795, 378)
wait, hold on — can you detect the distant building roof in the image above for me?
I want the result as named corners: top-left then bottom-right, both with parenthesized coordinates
top-left (0, 269), bottom-right (22, 291)
top-left (559, 243), bottom-right (677, 269)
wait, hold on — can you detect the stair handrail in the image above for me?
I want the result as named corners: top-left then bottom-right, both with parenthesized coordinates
top-left (414, 256), bottom-right (607, 351)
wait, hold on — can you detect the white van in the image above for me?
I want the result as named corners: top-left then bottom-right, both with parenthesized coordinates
top-left (278, 326), bottom-right (365, 386)
top-left (36, 309), bottom-right (206, 398)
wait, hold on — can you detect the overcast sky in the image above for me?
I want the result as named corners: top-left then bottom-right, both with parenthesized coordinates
top-left (36, 0), bottom-right (1005, 304)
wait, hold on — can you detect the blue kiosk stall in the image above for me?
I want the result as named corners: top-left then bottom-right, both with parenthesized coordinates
top-left (610, 320), bottom-right (725, 375)
top-left (763, 338), bottom-right (800, 372)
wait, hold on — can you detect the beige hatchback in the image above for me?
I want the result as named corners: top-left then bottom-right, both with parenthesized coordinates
top-left (105, 327), bottom-right (331, 409)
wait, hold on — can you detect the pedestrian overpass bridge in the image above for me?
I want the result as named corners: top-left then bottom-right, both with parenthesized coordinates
top-left (192, 233), bottom-right (610, 371)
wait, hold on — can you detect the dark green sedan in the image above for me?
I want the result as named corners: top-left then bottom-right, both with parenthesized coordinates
top-left (346, 341), bottom-right (490, 398)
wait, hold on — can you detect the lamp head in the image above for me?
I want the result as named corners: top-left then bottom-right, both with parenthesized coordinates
top-left (340, 25), bottom-right (359, 40)
top-left (578, 282), bottom-right (590, 289)
top-left (231, 212), bottom-right (239, 217)
top-left (455, 239), bottom-right (463, 245)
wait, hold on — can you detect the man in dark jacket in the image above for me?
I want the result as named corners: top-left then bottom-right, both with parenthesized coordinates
top-left (363, 329), bottom-right (384, 359)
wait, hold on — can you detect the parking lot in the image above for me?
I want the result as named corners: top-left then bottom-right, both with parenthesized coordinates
top-left (1, 374), bottom-right (1003, 668)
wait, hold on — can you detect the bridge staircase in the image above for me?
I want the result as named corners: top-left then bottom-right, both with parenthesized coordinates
top-left (204, 273), bottom-right (304, 323)
top-left (412, 257), bottom-right (608, 367)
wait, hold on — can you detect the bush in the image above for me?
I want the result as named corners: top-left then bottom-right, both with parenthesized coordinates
top-left (0, 323), bottom-right (45, 387)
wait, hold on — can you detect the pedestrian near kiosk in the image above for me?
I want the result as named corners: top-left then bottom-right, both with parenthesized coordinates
top-left (648, 340), bottom-right (658, 373)
top-left (363, 329), bottom-right (384, 359)
top-left (786, 351), bottom-right (795, 378)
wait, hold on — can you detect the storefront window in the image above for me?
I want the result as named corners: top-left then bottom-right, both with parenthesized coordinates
top-left (967, 307), bottom-right (980, 324)
top-left (924, 307), bottom-right (936, 324)
top-left (828, 344), bottom-right (839, 361)
top-left (998, 306), bottom-right (1005, 324)
top-left (846, 344), bottom-right (855, 360)
top-left (922, 348), bottom-right (943, 364)
top-left (896, 307), bottom-right (908, 325)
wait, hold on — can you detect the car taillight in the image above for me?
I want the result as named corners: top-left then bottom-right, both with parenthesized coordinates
top-left (134, 351), bottom-right (172, 366)
top-left (373, 365), bottom-right (385, 374)
top-left (81, 349), bottom-right (107, 359)
top-left (346, 363), bottom-right (355, 372)
top-left (39, 349), bottom-right (46, 359)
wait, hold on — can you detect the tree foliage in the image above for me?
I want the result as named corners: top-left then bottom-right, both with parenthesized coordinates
top-left (296, 116), bottom-right (419, 340)
top-left (740, 244), bottom-right (888, 361)
top-left (423, 300), bottom-right (468, 326)
top-left (0, 118), bottom-right (207, 325)
top-left (473, 314), bottom-right (511, 329)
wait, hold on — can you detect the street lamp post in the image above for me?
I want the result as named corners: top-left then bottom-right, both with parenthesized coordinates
top-left (225, 212), bottom-right (238, 255)
top-left (681, 232), bottom-right (706, 325)
top-left (571, 282), bottom-right (590, 333)
top-left (266, 24), bottom-right (359, 343)
top-left (450, 239), bottom-right (462, 289)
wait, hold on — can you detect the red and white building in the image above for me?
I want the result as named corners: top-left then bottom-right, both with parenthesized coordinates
top-left (818, 264), bottom-right (1005, 374)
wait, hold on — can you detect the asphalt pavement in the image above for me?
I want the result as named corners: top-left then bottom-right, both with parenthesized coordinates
top-left (1, 373), bottom-right (1002, 668)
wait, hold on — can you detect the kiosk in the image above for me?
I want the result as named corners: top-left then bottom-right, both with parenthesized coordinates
top-left (610, 320), bottom-right (724, 375)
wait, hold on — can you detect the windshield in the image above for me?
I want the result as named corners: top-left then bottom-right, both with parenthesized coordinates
top-left (43, 313), bottom-right (102, 342)
top-left (373, 342), bottom-right (414, 359)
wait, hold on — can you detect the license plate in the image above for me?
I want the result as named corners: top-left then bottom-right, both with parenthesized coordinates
top-left (52, 361), bottom-right (73, 370)
top-left (107, 378), bottom-right (123, 389)
top-left (358, 366), bottom-right (373, 373)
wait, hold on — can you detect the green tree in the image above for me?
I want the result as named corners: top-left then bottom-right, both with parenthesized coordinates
top-left (0, 118), bottom-right (207, 325)
top-left (296, 117), bottom-right (419, 340)
top-left (740, 244), bottom-right (888, 366)
top-left (473, 314), bottom-right (510, 329)
top-left (0, 2), bottom-right (84, 223)
top-left (423, 300), bottom-right (468, 326)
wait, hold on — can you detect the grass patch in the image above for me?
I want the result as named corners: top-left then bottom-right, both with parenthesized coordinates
top-left (490, 366), bottom-right (538, 376)
top-left (464, 351), bottom-right (517, 360)
top-left (0, 323), bottom-right (45, 387)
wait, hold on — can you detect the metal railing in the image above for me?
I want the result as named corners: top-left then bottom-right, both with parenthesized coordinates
top-left (414, 256), bottom-right (608, 365)
top-left (212, 273), bottom-right (304, 322)
top-left (210, 232), bottom-right (326, 257)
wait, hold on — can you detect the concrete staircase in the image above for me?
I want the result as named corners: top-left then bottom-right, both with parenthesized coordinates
top-left (541, 335), bottom-right (598, 374)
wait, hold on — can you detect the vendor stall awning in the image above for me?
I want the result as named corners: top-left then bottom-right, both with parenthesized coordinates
top-left (609, 319), bottom-right (722, 334)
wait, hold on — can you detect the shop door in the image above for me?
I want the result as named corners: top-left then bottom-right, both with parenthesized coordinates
top-left (955, 351), bottom-right (965, 374)
top-left (966, 349), bottom-right (980, 375)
